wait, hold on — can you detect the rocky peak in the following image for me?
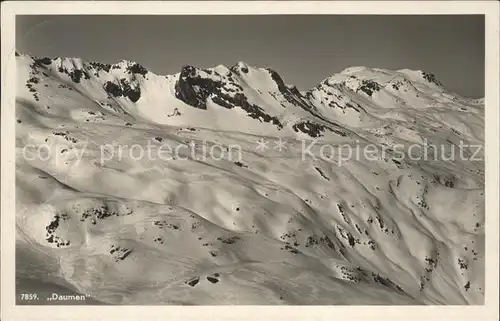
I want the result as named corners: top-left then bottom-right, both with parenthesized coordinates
top-left (230, 61), bottom-right (252, 74)
top-left (173, 64), bottom-right (283, 128)
top-left (175, 65), bottom-right (223, 109)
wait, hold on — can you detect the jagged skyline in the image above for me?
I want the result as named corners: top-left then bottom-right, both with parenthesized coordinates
top-left (16, 15), bottom-right (484, 98)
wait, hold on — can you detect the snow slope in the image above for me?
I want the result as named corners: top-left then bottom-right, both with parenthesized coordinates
top-left (15, 53), bottom-right (485, 305)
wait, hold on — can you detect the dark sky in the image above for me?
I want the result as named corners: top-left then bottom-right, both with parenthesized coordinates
top-left (16, 15), bottom-right (484, 97)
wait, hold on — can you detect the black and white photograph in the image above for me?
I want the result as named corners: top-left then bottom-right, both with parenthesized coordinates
top-left (1, 1), bottom-right (499, 319)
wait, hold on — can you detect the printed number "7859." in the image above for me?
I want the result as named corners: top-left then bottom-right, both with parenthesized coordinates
top-left (20, 293), bottom-right (39, 300)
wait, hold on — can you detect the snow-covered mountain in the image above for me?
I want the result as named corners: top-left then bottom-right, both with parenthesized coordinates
top-left (15, 53), bottom-right (485, 305)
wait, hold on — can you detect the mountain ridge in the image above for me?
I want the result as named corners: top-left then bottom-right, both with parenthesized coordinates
top-left (17, 51), bottom-right (472, 98)
top-left (17, 52), bottom-right (484, 137)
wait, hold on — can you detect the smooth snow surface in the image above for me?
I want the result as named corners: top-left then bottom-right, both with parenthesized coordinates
top-left (15, 54), bottom-right (484, 305)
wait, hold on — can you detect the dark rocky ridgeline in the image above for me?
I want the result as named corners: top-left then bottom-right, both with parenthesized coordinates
top-left (88, 61), bottom-right (112, 73)
top-left (357, 79), bottom-right (381, 97)
top-left (229, 62), bottom-right (249, 74)
top-left (119, 78), bottom-right (141, 102)
top-left (292, 120), bottom-right (347, 138)
top-left (265, 68), bottom-right (312, 110)
top-left (421, 71), bottom-right (443, 86)
top-left (292, 121), bottom-right (326, 138)
top-left (34, 57), bottom-right (53, 66)
top-left (49, 59), bottom-right (91, 84)
top-left (103, 78), bottom-right (141, 103)
top-left (174, 65), bottom-right (216, 109)
top-left (68, 69), bottom-right (91, 83)
top-left (174, 65), bottom-right (283, 129)
top-left (389, 77), bottom-right (417, 92)
top-left (232, 93), bottom-right (283, 128)
top-left (126, 63), bottom-right (148, 76)
top-left (103, 81), bottom-right (122, 97)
